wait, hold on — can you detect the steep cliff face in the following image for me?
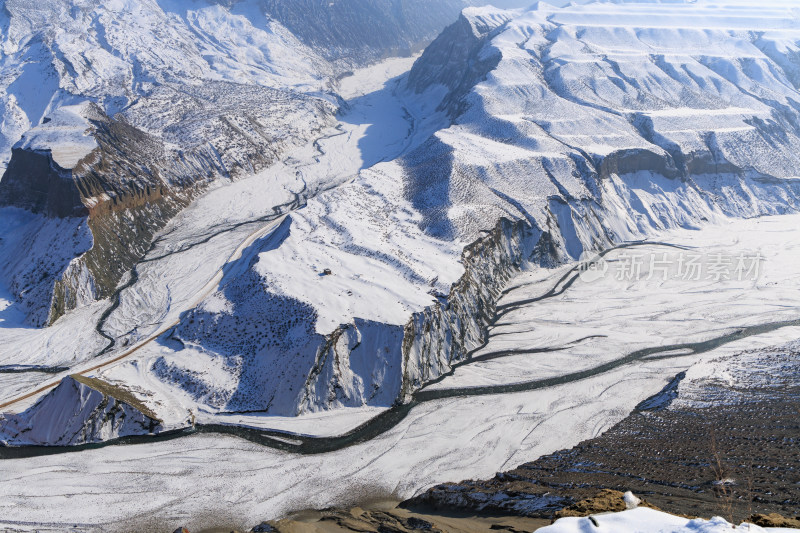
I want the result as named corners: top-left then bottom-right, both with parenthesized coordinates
top-left (400, 217), bottom-right (539, 397)
top-left (401, 1), bottom-right (800, 249)
top-left (0, 0), bottom-right (491, 329)
top-left (0, 105), bottom-right (197, 326)
top-left (0, 374), bottom-right (162, 446)
top-left (0, 149), bottom-right (87, 218)
top-left (406, 7), bottom-right (510, 117)
top-left (298, 319), bottom-right (405, 413)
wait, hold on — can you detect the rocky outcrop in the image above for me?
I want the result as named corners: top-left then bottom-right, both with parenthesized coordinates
top-left (0, 374), bottom-right (162, 446)
top-left (298, 217), bottom-right (544, 413)
top-left (407, 8), bottom-right (510, 116)
top-left (0, 104), bottom-right (191, 325)
top-left (299, 319), bottom-right (405, 414)
top-left (598, 147), bottom-right (681, 181)
top-left (143, 2), bottom-right (800, 424)
top-left (0, 148), bottom-right (87, 218)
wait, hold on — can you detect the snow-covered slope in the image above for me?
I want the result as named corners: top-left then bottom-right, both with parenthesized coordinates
top-left (117, 0), bottom-right (800, 422)
top-left (0, 0), bottom-right (339, 325)
top-left (0, 0), bottom-right (494, 326)
top-left (403, 0), bottom-right (800, 246)
top-left (260, 0), bottom-right (467, 68)
top-left (0, 374), bottom-right (162, 446)
top-left (0, 0), bottom-right (333, 165)
top-left (5, 0), bottom-right (800, 446)
top-left (539, 507), bottom-right (799, 533)
top-left (0, 0), bottom-right (502, 169)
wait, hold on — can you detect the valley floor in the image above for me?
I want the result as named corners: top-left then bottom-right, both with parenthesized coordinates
top-left (254, 341), bottom-right (800, 533)
top-left (409, 345), bottom-right (800, 524)
top-left (2, 213), bottom-right (800, 532)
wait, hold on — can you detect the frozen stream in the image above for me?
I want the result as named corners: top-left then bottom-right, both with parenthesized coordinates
top-left (1, 214), bottom-right (800, 532)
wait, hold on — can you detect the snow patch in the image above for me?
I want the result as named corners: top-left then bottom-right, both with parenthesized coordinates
top-left (538, 507), bottom-right (799, 533)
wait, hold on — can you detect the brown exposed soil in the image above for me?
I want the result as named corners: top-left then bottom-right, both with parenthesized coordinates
top-left (252, 500), bottom-right (549, 533)
top-left (748, 513), bottom-right (800, 528)
top-left (552, 489), bottom-right (661, 519)
top-left (70, 374), bottom-right (162, 423)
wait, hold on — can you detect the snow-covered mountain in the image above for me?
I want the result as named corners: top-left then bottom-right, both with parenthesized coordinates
top-left (132, 0), bottom-right (800, 421)
top-left (0, 0), bottom-right (501, 326)
top-left (4, 0), bottom-right (800, 447)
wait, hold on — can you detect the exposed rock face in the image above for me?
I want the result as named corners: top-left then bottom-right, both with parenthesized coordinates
top-left (299, 319), bottom-right (406, 414)
top-left (272, 508), bottom-right (445, 533)
top-left (299, 217), bottom-right (540, 413)
top-left (0, 105), bottom-right (194, 326)
top-left (400, 217), bottom-right (539, 397)
top-left (0, 148), bottom-right (86, 218)
top-left (300, 0), bottom-right (800, 417)
top-left (407, 8), bottom-right (510, 116)
top-left (10, 2), bottom-right (800, 445)
top-left (598, 148), bottom-right (681, 181)
top-left (0, 374), bottom-right (162, 446)
top-left (155, 205), bottom-right (552, 418)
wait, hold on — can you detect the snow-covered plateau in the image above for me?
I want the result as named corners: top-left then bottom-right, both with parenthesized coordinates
top-left (2, 0), bottom-right (800, 530)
